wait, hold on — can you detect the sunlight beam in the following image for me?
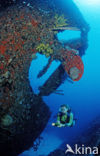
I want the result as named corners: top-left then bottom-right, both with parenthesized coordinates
top-left (74, 0), bottom-right (100, 6)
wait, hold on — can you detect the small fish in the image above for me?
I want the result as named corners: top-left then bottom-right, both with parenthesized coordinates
top-left (55, 90), bottom-right (64, 92)
top-left (53, 92), bottom-right (64, 95)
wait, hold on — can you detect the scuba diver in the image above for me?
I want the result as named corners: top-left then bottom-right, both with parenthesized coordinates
top-left (52, 104), bottom-right (76, 128)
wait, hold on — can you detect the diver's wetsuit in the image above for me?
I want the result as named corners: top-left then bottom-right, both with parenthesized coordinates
top-left (55, 110), bottom-right (75, 127)
top-left (58, 112), bottom-right (70, 124)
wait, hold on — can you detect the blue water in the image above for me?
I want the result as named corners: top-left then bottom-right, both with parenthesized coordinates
top-left (20, 0), bottom-right (100, 155)
top-left (57, 30), bottom-right (81, 42)
top-left (29, 53), bottom-right (61, 95)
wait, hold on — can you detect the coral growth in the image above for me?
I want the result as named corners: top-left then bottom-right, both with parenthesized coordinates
top-left (54, 14), bottom-right (68, 28)
top-left (36, 43), bottom-right (53, 57)
top-left (61, 49), bottom-right (84, 81)
top-left (0, 6), bottom-right (51, 155)
top-left (1, 114), bottom-right (13, 127)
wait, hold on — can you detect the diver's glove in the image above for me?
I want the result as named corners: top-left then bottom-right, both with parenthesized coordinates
top-left (52, 122), bottom-right (61, 127)
top-left (52, 122), bottom-right (65, 128)
top-left (52, 123), bottom-right (56, 126)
